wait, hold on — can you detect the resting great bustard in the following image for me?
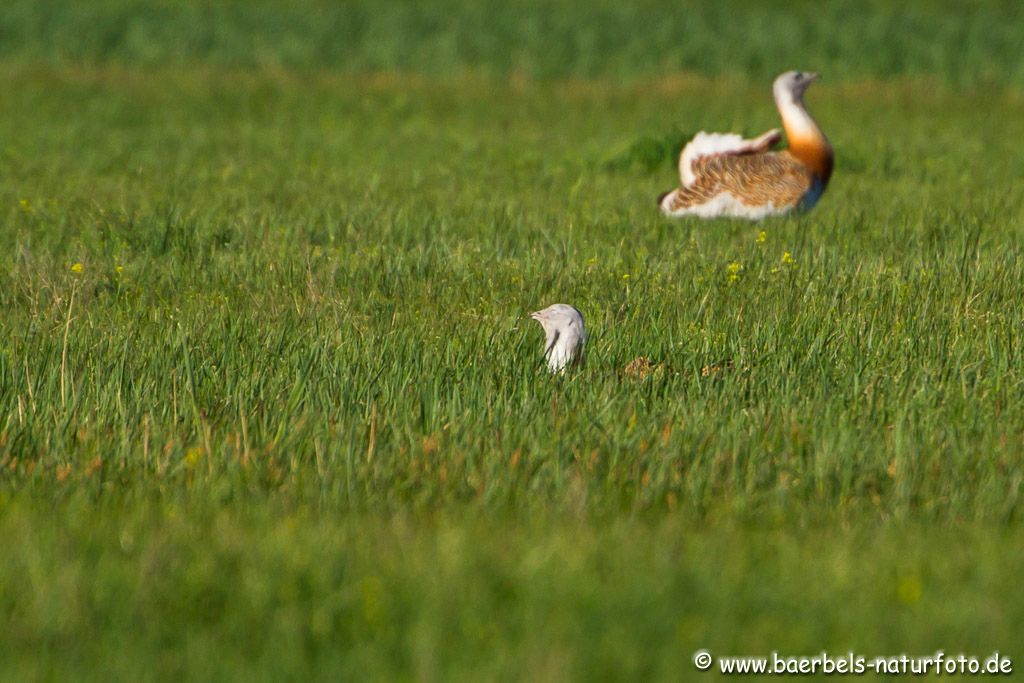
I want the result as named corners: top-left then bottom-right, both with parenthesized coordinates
top-left (529, 304), bottom-right (586, 373)
top-left (658, 71), bottom-right (833, 220)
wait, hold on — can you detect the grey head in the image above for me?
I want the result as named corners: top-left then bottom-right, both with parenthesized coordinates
top-left (772, 70), bottom-right (820, 103)
top-left (529, 303), bottom-right (586, 373)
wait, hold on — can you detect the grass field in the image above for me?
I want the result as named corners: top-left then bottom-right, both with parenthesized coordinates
top-left (2, 1), bottom-right (1024, 680)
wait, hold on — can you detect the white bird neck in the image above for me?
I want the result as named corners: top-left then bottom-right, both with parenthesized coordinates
top-left (774, 89), bottom-right (834, 183)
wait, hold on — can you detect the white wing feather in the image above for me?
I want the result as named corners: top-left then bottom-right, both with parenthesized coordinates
top-left (678, 129), bottom-right (781, 187)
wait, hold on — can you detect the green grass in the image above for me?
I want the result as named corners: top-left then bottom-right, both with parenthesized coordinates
top-left (2, 1), bottom-right (1024, 680)
top-left (1, 0), bottom-right (1023, 84)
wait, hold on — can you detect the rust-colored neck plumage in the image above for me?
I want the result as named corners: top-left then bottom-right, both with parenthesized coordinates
top-left (777, 94), bottom-right (833, 185)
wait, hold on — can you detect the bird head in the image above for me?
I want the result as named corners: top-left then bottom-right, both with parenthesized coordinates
top-left (773, 70), bottom-right (820, 103)
top-left (529, 304), bottom-right (586, 372)
top-left (529, 304), bottom-right (584, 335)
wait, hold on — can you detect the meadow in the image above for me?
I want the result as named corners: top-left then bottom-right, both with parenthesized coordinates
top-left (2, 0), bottom-right (1024, 679)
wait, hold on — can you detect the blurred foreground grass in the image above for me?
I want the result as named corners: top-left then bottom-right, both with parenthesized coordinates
top-left (3, 502), bottom-right (1022, 680)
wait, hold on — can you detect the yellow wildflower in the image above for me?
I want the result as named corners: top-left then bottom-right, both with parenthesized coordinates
top-left (184, 446), bottom-right (204, 470)
top-left (897, 575), bottom-right (922, 605)
top-left (756, 230), bottom-right (767, 244)
top-left (70, 262), bottom-right (84, 274)
top-left (726, 261), bottom-right (743, 283)
top-left (782, 251), bottom-right (794, 265)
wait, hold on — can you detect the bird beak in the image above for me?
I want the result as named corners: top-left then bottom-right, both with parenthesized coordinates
top-left (529, 311), bottom-right (542, 321)
top-left (808, 72), bottom-right (821, 82)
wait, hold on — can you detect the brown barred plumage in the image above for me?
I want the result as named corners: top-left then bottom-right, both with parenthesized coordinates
top-left (662, 150), bottom-right (813, 214)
